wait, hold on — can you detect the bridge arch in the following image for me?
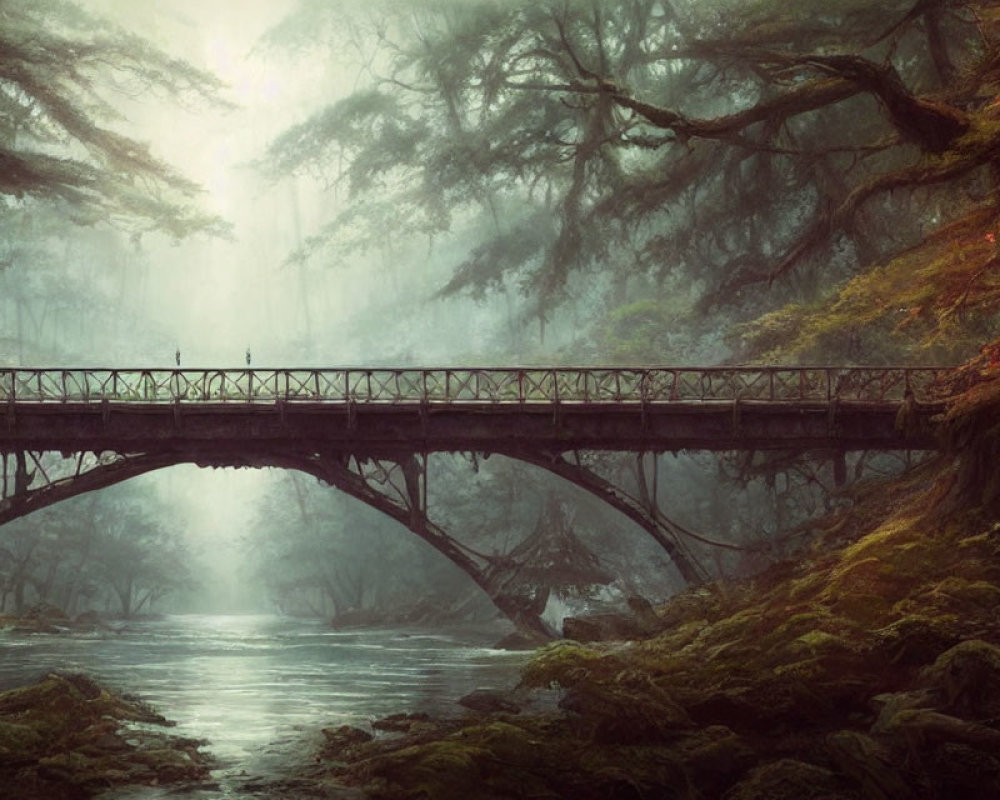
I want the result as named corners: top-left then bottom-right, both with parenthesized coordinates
top-left (2, 447), bottom-right (665, 637)
top-left (0, 365), bottom-right (948, 634)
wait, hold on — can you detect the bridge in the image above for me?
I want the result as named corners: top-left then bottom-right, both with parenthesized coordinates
top-left (0, 365), bottom-right (952, 635)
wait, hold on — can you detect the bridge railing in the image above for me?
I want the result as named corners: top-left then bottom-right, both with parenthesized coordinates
top-left (0, 366), bottom-right (952, 405)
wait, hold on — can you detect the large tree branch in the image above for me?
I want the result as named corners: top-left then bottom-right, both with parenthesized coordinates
top-left (610, 76), bottom-right (862, 142)
top-left (708, 138), bottom-right (998, 304)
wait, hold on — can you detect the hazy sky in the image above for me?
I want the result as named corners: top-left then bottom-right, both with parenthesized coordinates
top-left (88, 0), bottom-right (336, 366)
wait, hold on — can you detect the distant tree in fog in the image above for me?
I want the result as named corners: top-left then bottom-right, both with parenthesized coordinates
top-left (0, 480), bottom-right (195, 618)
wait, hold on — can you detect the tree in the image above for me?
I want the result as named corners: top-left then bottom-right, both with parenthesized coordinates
top-left (0, 0), bottom-right (230, 239)
top-left (0, 479), bottom-right (194, 617)
top-left (89, 483), bottom-right (194, 618)
top-left (264, 0), bottom-right (998, 362)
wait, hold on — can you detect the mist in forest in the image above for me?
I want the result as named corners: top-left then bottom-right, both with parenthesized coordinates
top-left (7, 2), bottom-right (1000, 796)
top-left (0, 0), bottom-right (982, 625)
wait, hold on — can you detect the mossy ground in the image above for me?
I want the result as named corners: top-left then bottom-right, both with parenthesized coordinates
top-left (0, 672), bottom-right (214, 799)
top-left (307, 455), bottom-right (1000, 798)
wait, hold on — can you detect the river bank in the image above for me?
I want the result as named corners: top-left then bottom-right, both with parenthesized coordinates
top-left (4, 456), bottom-right (1000, 798)
top-left (281, 456), bottom-right (1000, 798)
top-left (0, 615), bottom-right (526, 797)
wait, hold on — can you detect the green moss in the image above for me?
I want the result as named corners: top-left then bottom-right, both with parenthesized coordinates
top-left (723, 758), bottom-right (843, 800)
top-left (519, 641), bottom-right (618, 690)
top-left (0, 719), bottom-right (43, 754)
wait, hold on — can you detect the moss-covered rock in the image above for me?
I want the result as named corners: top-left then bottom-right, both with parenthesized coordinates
top-left (0, 673), bottom-right (213, 799)
top-left (919, 639), bottom-right (1000, 719)
top-left (722, 758), bottom-right (850, 800)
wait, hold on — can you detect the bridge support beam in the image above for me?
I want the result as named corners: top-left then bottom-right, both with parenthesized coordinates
top-left (503, 449), bottom-right (712, 585)
top-left (0, 447), bottom-right (556, 639)
top-left (272, 452), bottom-right (555, 638)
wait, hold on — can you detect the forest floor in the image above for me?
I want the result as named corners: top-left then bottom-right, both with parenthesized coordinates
top-left (292, 453), bottom-right (1000, 799)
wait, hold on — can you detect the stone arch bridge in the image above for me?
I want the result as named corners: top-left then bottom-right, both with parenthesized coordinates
top-left (0, 365), bottom-right (950, 634)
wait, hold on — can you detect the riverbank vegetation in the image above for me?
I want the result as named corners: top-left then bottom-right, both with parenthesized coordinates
top-left (2, 0), bottom-right (1000, 795)
top-left (0, 672), bottom-right (214, 799)
top-left (297, 362), bottom-right (1000, 798)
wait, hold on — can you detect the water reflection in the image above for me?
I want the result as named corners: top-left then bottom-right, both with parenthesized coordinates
top-left (0, 613), bottom-right (526, 792)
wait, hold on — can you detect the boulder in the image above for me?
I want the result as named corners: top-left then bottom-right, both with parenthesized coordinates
top-left (493, 630), bottom-right (550, 650)
top-left (371, 712), bottom-right (431, 733)
top-left (872, 615), bottom-right (961, 667)
top-left (562, 595), bottom-right (662, 642)
top-left (919, 639), bottom-right (1000, 719)
top-left (562, 613), bottom-right (645, 642)
top-left (319, 725), bottom-right (373, 760)
top-left (458, 689), bottom-right (520, 714)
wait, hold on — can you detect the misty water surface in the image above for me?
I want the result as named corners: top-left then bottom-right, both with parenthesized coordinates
top-left (0, 614), bottom-right (526, 797)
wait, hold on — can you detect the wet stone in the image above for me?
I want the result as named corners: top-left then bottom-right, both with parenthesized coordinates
top-left (457, 688), bottom-right (521, 714)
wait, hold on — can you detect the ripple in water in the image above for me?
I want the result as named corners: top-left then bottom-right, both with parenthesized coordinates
top-left (0, 613), bottom-right (527, 797)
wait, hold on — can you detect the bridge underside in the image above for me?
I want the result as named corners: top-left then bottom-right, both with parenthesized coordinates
top-left (0, 396), bottom-right (942, 637)
top-left (0, 399), bottom-right (940, 453)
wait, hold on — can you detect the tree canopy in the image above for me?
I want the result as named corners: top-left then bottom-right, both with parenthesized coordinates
top-left (265, 0), bottom-right (1000, 363)
top-left (0, 0), bottom-right (230, 239)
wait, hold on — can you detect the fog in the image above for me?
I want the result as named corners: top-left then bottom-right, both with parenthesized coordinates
top-left (2, 2), bottom-right (993, 795)
top-left (0, 0), bottom-right (916, 624)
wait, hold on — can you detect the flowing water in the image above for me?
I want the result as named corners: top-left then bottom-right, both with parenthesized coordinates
top-left (0, 614), bottom-right (528, 797)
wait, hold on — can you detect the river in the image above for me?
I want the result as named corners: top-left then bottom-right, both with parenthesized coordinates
top-left (0, 614), bottom-right (528, 797)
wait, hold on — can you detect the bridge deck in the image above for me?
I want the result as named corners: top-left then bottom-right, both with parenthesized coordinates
top-left (0, 367), bottom-right (949, 453)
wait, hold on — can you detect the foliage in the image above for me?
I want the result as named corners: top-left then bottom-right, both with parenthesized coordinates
top-left (0, 0), bottom-right (230, 239)
top-left (0, 478), bottom-right (194, 617)
top-left (263, 0), bottom-right (996, 360)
